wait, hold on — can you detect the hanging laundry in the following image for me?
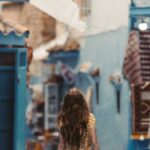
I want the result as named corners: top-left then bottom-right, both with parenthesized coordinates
top-left (124, 30), bottom-right (150, 135)
top-left (131, 83), bottom-right (150, 134)
top-left (123, 30), bottom-right (150, 84)
top-left (139, 31), bottom-right (150, 82)
top-left (57, 61), bottom-right (76, 85)
top-left (123, 30), bottom-right (143, 84)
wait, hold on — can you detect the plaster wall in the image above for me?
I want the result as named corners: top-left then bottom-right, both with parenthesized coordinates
top-left (86, 0), bottom-right (130, 35)
top-left (79, 27), bottom-right (149, 150)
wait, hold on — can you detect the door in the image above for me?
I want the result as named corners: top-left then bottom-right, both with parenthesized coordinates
top-left (0, 49), bottom-right (15, 150)
top-left (13, 48), bottom-right (27, 150)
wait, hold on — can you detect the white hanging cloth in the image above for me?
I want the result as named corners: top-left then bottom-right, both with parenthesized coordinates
top-left (30, 0), bottom-right (87, 32)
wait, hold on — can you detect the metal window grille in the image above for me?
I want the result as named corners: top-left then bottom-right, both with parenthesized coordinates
top-left (0, 52), bottom-right (15, 66)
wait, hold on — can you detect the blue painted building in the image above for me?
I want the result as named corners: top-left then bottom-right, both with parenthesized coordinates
top-left (0, 16), bottom-right (29, 150)
top-left (0, 1), bottom-right (148, 149)
top-left (74, 4), bottom-right (150, 150)
top-left (78, 28), bottom-right (129, 150)
top-left (78, 27), bottom-right (149, 150)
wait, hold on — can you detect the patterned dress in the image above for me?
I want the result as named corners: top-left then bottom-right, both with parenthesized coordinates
top-left (79, 113), bottom-right (96, 150)
top-left (58, 113), bottom-right (99, 150)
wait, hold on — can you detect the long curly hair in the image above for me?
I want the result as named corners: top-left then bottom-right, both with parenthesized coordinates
top-left (57, 88), bottom-right (89, 149)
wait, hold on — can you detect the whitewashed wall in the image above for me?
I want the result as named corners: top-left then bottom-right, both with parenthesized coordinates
top-left (85, 0), bottom-right (130, 35)
top-left (30, 0), bottom-right (130, 34)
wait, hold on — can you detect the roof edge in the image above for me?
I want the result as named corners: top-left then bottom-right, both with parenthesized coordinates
top-left (0, 15), bottom-right (29, 37)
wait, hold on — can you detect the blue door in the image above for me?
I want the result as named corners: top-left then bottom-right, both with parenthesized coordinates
top-left (13, 48), bottom-right (27, 150)
top-left (0, 49), bottom-right (16, 150)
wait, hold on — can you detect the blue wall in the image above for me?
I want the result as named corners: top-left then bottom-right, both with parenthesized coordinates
top-left (44, 27), bottom-right (130, 149)
top-left (79, 27), bottom-right (149, 150)
top-left (28, 27), bottom-right (150, 149)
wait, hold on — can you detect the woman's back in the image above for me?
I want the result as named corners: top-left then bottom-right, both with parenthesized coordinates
top-left (57, 88), bottom-right (100, 150)
top-left (77, 113), bottom-right (99, 150)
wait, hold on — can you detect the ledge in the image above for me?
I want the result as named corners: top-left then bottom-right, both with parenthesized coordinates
top-left (43, 50), bottom-right (80, 64)
top-left (130, 7), bottom-right (150, 17)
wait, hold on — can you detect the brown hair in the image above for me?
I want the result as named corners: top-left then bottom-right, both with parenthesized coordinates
top-left (57, 88), bottom-right (89, 149)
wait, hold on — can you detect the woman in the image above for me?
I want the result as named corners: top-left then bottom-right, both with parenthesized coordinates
top-left (57, 88), bottom-right (100, 150)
